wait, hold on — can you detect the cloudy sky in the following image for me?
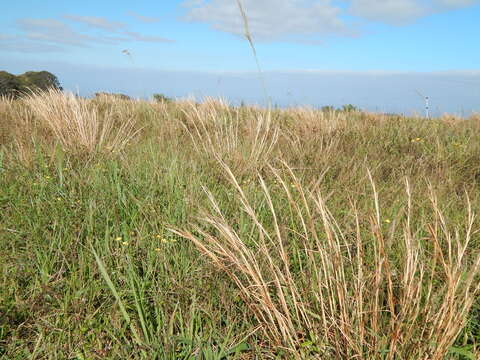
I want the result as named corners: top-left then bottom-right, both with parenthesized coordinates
top-left (1, 0), bottom-right (479, 115)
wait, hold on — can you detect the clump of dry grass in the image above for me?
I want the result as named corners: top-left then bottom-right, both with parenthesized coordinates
top-left (24, 89), bottom-right (141, 155)
top-left (179, 98), bottom-right (279, 173)
top-left (0, 95), bottom-right (38, 163)
top-left (0, 96), bottom-right (28, 143)
top-left (174, 161), bottom-right (480, 359)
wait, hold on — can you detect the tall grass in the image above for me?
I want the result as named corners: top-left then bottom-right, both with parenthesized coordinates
top-left (175, 162), bottom-right (480, 358)
top-left (24, 89), bottom-right (141, 155)
top-left (180, 98), bottom-right (278, 173)
top-left (1, 93), bottom-right (480, 358)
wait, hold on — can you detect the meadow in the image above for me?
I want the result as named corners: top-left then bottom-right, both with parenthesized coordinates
top-left (1, 90), bottom-right (479, 359)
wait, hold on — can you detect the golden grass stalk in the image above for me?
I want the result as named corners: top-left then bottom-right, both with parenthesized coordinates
top-left (24, 89), bottom-right (141, 154)
top-left (173, 161), bottom-right (480, 359)
top-left (179, 98), bottom-right (278, 172)
top-left (236, 0), bottom-right (270, 106)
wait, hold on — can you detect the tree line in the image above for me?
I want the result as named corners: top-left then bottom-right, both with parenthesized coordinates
top-left (0, 70), bottom-right (62, 98)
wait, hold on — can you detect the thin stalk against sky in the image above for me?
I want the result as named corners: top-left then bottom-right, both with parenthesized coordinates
top-left (236, 0), bottom-right (270, 107)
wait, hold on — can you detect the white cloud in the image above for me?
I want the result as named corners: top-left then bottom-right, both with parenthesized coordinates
top-left (63, 15), bottom-right (126, 31)
top-left (183, 0), bottom-right (480, 40)
top-left (347, 0), bottom-right (480, 25)
top-left (0, 42), bottom-right (66, 53)
top-left (0, 33), bottom-right (65, 53)
top-left (124, 31), bottom-right (174, 43)
top-left (6, 16), bottom-right (175, 53)
top-left (0, 34), bottom-right (14, 40)
top-left (17, 19), bottom-right (100, 46)
top-left (436, 0), bottom-right (477, 7)
top-left (62, 15), bottom-right (173, 43)
top-left (183, 0), bottom-right (355, 42)
top-left (348, 0), bottom-right (425, 24)
top-left (127, 11), bottom-right (160, 24)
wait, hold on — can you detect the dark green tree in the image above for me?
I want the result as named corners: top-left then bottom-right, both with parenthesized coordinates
top-left (341, 104), bottom-right (359, 113)
top-left (0, 71), bottom-right (21, 98)
top-left (17, 71), bottom-right (63, 92)
top-left (152, 93), bottom-right (171, 103)
top-left (0, 70), bottom-right (62, 98)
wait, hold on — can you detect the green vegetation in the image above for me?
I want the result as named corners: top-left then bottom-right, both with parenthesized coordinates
top-left (341, 103), bottom-right (359, 112)
top-left (152, 93), bottom-right (172, 103)
top-left (321, 104), bottom-right (360, 113)
top-left (0, 71), bottom-right (62, 98)
top-left (1, 91), bottom-right (479, 359)
top-left (95, 92), bottom-right (131, 101)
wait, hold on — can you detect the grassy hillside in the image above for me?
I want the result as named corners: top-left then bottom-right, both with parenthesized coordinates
top-left (1, 91), bottom-right (479, 359)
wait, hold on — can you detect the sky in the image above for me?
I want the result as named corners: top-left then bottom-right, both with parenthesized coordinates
top-left (1, 0), bottom-right (479, 115)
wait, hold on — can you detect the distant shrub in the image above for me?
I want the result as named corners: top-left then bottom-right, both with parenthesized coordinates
top-left (321, 105), bottom-right (336, 112)
top-left (0, 71), bottom-right (21, 98)
top-left (0, 70), bottom-right (62, 98)
top-left (95, 92), bottom-right (131, 100)
top-left (152, 93), bottom-right (171, 103)
top-left (18, 71), bottom-right (63, 92)
top-left (341, 104), bottom-right (359, 112)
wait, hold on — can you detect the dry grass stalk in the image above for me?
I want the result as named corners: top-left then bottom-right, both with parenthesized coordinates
top-left (24, 89), bottom-right (141, 154)
top-left (179, 98), bottom-right (278, 172)
top-left (174, 162), bottom-right (480, 359)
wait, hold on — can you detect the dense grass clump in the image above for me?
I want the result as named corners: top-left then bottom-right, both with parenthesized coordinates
top-left (1, 91), bottom-right (479, 359)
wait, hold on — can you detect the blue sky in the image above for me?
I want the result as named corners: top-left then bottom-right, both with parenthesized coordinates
top-left (1, 0), bottom-right (479, 115)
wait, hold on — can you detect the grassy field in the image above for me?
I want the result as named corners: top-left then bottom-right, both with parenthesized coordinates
top-left (1, 90), bottom-right (480, 359)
